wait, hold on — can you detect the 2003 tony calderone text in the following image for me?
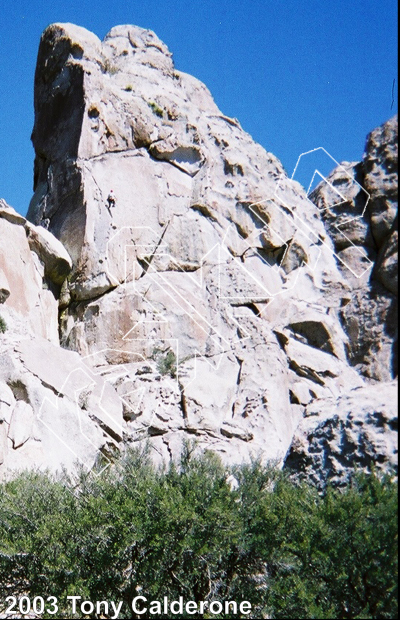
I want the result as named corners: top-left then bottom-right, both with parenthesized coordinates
top-left (4, 595), bottom-right (252, 617)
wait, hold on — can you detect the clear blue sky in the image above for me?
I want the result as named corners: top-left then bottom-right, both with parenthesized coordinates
top-left (0, 0), bottom-right (397, 215)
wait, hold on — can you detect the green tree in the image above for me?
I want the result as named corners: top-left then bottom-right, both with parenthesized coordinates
top-left (0, 450), bottom-right (397, 619)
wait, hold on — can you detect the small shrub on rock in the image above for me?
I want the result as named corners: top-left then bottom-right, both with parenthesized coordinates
top-left (0, 315), bottom-right (6, 333)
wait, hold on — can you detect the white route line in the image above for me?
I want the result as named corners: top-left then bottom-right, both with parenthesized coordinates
top-left (37, 145), bottom-right (373, 471)
top-left (37, 367), bottom-right (112, 475)
top-left (288, 147), bottom-right (372, 278)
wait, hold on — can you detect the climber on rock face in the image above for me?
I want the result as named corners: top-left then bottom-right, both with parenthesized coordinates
top-left (107, 190), bottom-right (116, 215)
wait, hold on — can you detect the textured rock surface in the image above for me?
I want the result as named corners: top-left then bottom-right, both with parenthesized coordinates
top-left (0, 332), bottom-right (123, 475)
top-left (0, 23), bottom-right (397, 484)
top-left (0, 200), bottom-right (122, 476)
top-left (0, 203), bottom-right (60, 343)
top-left (309, 115), bottom-right (398, 382)
top-left (285, 381), bottom-right (398, 489)
top-left (287, 116), bottom-right (398, 484)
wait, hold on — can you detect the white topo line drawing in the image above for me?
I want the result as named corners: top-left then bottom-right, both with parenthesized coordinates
top-left (37, 146), bottom-right (372, 471)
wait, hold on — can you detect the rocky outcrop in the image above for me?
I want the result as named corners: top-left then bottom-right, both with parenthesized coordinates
top-left (308, 115), bottom-right (398, 382)
top-left (285, 381), bottom-right (398, 489)
top-left (0, 200), bottom-right (63, 343)
top-left (285, 116), bottom-right (398, 484)
top-left (0, 23), bottom-right (397, 484)
top-left (0, 199), bottom-right (122, 476)
top-left (25, 23), bottom-right (357, 469)
top-left (0, 330), bottom-right (124, 474)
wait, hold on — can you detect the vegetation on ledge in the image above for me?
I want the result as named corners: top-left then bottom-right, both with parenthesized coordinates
top-left (0, 315), bottom-right (6, 333)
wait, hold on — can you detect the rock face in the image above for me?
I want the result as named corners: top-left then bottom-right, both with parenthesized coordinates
top-left (285, 115), bottom-right (398, 484)
top-left (284, 380), bottom-right (398, 488)
top-left (0, 200), bottom-right (123, 476)
top-left (308, 115), bottom-right (398, 382)
top-left (0, 22), bottom-right (397, 484)
top-left (0, 199), bottom-right (64, 343)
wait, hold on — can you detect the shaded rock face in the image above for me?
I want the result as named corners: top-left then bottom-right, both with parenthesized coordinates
top-left (309, 115), bottom-right (398, 382)
top-left (0, 22), bottom-right (396, 485)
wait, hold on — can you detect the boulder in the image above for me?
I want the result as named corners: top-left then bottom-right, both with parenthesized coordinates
top-left (25, 221), bottom-right (72, 285)
top-left (0, 334), bottom-right (124, 476)
top-left (285, 382), bottom-right (398, 489)
top-left (0, 199), bottom-right (26, 225)
top-left (0, 212), bottom-right (59, 343)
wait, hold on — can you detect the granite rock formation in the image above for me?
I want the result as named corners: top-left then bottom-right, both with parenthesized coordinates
top-left (0, 200), bottom-right (123, 474)
top-left (0, 23), bottom-right (397, 485)
top-left (309, 116), bottom-right (398, 382)
top-left (285, 115), bottom-right (398, 485)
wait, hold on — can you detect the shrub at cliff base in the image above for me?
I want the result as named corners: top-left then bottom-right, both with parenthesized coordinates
top-left (0, 448), bottom-right (397, 619)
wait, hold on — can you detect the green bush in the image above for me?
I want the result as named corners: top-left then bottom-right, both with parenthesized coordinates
top-left (148, 101), bottom-right (164, 118)
top-left (0, 315), bottom-right (6, 333)
top-left (156, 349), bottom-right (177, 378)
top-left (0, 450), bottom-right (397, 619)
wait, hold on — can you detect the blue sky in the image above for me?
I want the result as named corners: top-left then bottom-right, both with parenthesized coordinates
top-left (0, 0), bottom-right (397, 215)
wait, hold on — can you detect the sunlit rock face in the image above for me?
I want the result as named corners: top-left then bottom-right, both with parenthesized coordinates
top-left (0, 199), bottom-right (123, 476)
top-left (287, 115), bottom-right (398, 485)
top-left (0, 23), bottom-right (396, 484)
